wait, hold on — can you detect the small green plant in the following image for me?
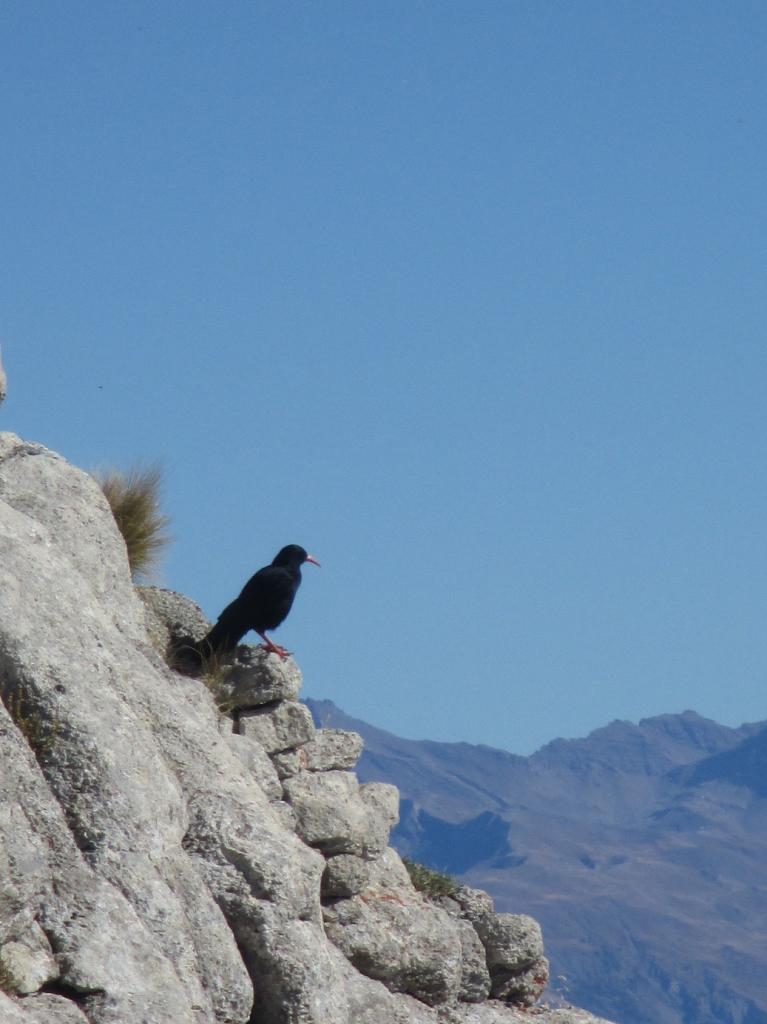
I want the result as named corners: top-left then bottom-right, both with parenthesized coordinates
top-left (402, 858), bottom-right (458, 899)
top-left (95, 463), bottom-right (171, 580)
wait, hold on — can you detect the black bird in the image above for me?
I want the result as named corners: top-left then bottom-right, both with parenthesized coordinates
top-left (200, 544), bottom-right (320, 659)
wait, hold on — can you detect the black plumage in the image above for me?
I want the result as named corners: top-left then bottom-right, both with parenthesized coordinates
top-left (200, 544), bottom-right (320, 659)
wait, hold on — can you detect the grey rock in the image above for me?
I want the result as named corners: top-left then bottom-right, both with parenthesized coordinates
top-left (323, 848), bottom-right (490, 1007)
top-left (283, 771), bottom-right (397, 858)
top-left (0, 909), bottom-right (50, 970)
top-left (221, 906), bottom-right (352, 1024)
top-left (0, 995), bottom-right (28, 1024)
top-left (219, 646), bottom-right (303, 708)
top-left (542, 1011), bottom-right (618, 1024)
top-left (360, 781), bottom-right (400, 835)
top-left (475, 913), bottom-right (544, 972)
top-left (323, 847), bottom-right (414, 901)
top-left (0, 939), bottom-right (58, 994)
top-left (322, 877), bottom-right (463, 1006)
top-left (434, 894), bottom-right (463, 917)
top-left (271, 747), bottom-right (304, 779)
top-left (238, 700), bottom-right (315, 753)
top-left (321, 697), bottom-right (739, 1024)
top-left (456, 919), bottom-right (492, 1003)
top-left (224, 731), bottom-right (283, 800)
top-left (471, 913), bottom-right (546, 1004)
top-left (367, 847), bottom-right (414, 890)
top-left (323, 854), bottom-right (374, 900)
top-left (446, 1005), bottom-right (615, 1023)
top-left (137, 586), bottom-right (211, 654)
top-left (302, 728), bottom-right (364, 771)
top-left (393, 878), bottom-right (491, 1005)
top-left (217, 712), bottom-right (236, 734)
top-left (181, 787), bottom-right (323, 924)
top-left (489, 955), bottom-right (549, 1006)
top-left (1, 993), bottom-right (91, 1023)
top-left (10, 920), bottom-right (54, 959)
top-left (0, 435), bottom-right (146, 644)
top-left (0, 703), bottom-right (214, 1024)
top-left (241, 906), bottom-right (444, 1024)
top-left (270, 799), bottom-right (298, 831)
top-left (349, 987), bottom-right (438, 1024)
top-left (454, 885), bottom-right (495, 922)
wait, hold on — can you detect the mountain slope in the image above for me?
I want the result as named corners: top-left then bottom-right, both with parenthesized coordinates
top-left (306, 700), bottom-right (767, 1024)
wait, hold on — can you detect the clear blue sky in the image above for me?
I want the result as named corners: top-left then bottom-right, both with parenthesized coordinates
top-left (3, 2), bottom-right (767, 754)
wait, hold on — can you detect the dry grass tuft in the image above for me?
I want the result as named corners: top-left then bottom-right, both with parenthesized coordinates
top-left (198, 650), bottom-right (238, 715)
top-left (95, 463), bottom-right (171, 580)
top-left (166, 639), bottom-right (237, 715)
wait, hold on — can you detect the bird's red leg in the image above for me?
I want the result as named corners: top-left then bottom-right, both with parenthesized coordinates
top-left (257, 632), bottom-right (291, 658)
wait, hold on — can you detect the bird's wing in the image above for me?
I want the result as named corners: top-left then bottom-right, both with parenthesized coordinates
top-left (238, 565), bottom-right (294, 604)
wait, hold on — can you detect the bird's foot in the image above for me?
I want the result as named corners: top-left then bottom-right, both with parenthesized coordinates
top-left (258, 640), bottom-right (291, 659)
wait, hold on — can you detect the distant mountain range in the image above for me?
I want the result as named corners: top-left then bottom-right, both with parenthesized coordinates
top-left (306, 700), bottom-right (767, 1024)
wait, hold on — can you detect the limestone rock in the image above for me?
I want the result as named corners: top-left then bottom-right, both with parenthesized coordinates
top-left (270, 799), bottom-right (298, 831)
top-left (0, 435), bottom-right (145, 644)
top-left (489, 955), bottom-right (549, 1006)
top-left (323, 847), bottom-right (412, 900)
top-left (452, 888), bottom-right (548, 1007)
top-left (238, 700), bottom-right (315, 753)
top-left (301, 728), bottom-right (364, 771)
top-left (271, 748), bottom-right (303, 779)
top-left (219, 647), bottom-right (303, 708)
top-left (542, 1011), bottom-right (618, 1024)
top-left (138, 586), bottom-right (211, 654)
top-left (140, 590), bottom-right (304, 715)
top-left (430, 889), bottom-right (491, 1004)
top-left (0, 704), bottom-right (220, 1024)
top-left (322, 847), bottom-right (490, 1008)
top-left (224, 732), bottom-right (283, 800)
top-left (471, 913), bottom-right (547, 1004)
top-left (245, 909), bottom-right (444, 1024)
top-left (323, 884), bottom-right (463, 1006)
top-left (454, 885), bottom-right (496, 922)
top-left (323, 854), bottom-right (374, 900)
top-left (360, 781), bottom-right (400, 837)
top-left (0, 938), bottom-right (58, 994)
top-left (1, 992), bottom-right (91, 1023)
top-left (475, 912), bottom-right (544, 970)
top-left (445, 1005), bottom-right (615, 1023)
top-left (283, 771), bottom-right (398, 857)
top-left (456, 919), bottom-right (492, 1003)
top-left (366, 847), bottom-right (415, 890)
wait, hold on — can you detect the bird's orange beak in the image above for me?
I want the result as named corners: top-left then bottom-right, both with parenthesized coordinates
top-left (305, 554), bottom-right (321, 567)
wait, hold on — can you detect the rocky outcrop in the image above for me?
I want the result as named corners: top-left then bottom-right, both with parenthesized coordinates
top-left (0, 433), bottom-right (615, 1024)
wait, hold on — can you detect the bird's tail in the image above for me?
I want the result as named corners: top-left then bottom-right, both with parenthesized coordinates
top-left (167, 600), bottom-right (250, 677)
top-left (198, 599), bottom-right (250, 659)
